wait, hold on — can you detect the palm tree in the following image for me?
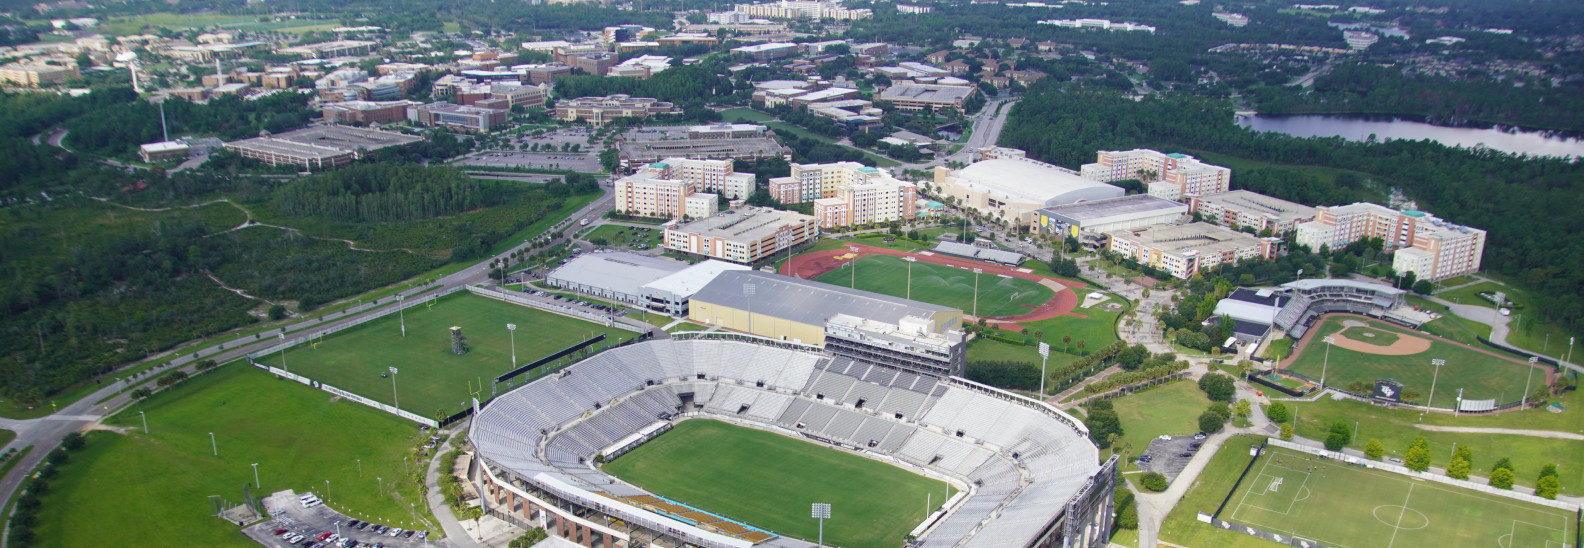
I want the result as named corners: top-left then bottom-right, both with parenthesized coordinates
top-left (1062, 335), bottom-right (1072, 353)
top-left (1076, 340), bottom-right (1087, 355)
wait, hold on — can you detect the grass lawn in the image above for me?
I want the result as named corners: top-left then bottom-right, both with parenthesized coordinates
top-left (603, 420), bottom-right (951, 548)
top-left (1286, 317), bottom-right (1535, 406)
top-left (585, 223), bottom-right (661, 249)
top-left (1437, 281), bottom-right (1507, 309)
top-left (813, 255), bottom-right (1054, 317)
top-left (1110, 380), bottom-right (1211, 468)
top-left (966, 336), bottom-right (1081, 369)
top-left (667, 322), bottom-right (708, 333)
top-left (0, 429), bottom-right (13, 448)
top-left (1158, 435), bottom-right (1281, 548)
top-left (1336, 325), bottom-right (1400, 346)
top-left (1224, 446), bottom-right (1576, 548)
top-left (1289, 395), bottom-right (1584, 494)
top-left (1017, 290), bottom-right (1123, 347)
top-left (30, 364), bottom-right (437, 548)
top-left (721, 108), bottom-right (773, 123)
top-left (1259, 338), bottom-right (1294, 361)
top-left (254, 293), bottom-right (630, 419)
top-left (1432, 277), bottom-right (1582, 360)
top-left (1417, 314), bottom-right (1492, 347)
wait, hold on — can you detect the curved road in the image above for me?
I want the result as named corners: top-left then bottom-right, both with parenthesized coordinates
top-left (0, 187), bottom-right (616, 520)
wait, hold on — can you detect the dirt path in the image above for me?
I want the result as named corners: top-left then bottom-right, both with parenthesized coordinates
top-left (1413, 425), bottom-right (1584, 441)
top-left (782, 243), bottom-right (1086, 323)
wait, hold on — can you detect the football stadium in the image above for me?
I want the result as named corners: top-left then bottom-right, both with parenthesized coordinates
top-left (468, 337), bottom-right (1117, 548)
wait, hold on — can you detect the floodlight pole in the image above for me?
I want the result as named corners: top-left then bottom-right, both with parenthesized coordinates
top-left (973, 268), bottom-right (982, 317)
top-left (1321, 336), bottom-right (1335, 388)
top-left (904, 257), bottom-right (916, 300)
top-left (209, 432), bottom-right (217, 457)
top-left (278, 332), bottom-right (288, 373)
top-left (811, 503), bottom-right (831, 548)
top-left (1428, 358), bottom-right (1445, 409)
top-left (252, 463), bottom-right (260, 489)
top-left (389, 366), bottom-right (400, 413)
top-left (1038, 342), bottom-right (1050, 397)
top-left (1454, 387), bottom-right (1464, 417)
top-left (398, 294), bottom-right (406, 337)
top-left (743, 284), bottom-right (756, 336)
top-left (139, 411), bottom-right (147, 434)
top-left (1524, 357), bottom-right (1537, 408)
top-left (507, 323), bottom-right (518, 367)
top-left (849, 246), bottom-right (860, 289)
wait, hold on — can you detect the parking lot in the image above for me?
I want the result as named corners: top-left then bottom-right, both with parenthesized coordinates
top-left (454, 151), bottom-right (603, 173)
top-left (1136, 432), bottom-right (1207, 484)
top-left (244, 490), bottom-right (439, 548)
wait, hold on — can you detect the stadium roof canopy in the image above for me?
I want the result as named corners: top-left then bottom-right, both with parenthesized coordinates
top-left (642, 260), bottom-right (751, 297)
top-left (952, 158), bottom-right (1122, 206)
top-left (692, 270), bottom-right (958, 325)
top-left (1282, 278), bottom-right (1405, 295)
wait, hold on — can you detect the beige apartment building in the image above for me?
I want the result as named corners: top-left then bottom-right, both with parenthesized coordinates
top-left (554, 94), bottom-right (676, 124)
top-left (615, 158), bottom-right (755, 219)
top-left (767, 162), bottom-right (917, 228)
top-left (1188, 190), bottom-right (1317, 234)
top-left (1081, 149), bottom-right (1231, 201)
top-left (1296, 203), bottom-right (1486, 280)
top-left (1106, 222), bottom-right (1281, 279)
top-left (662, 207), bottom-right (819, 264)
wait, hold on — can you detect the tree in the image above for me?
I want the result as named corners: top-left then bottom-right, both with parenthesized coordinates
top-left (1198, 372), bottom-right (1236, 402)
top-left (1412, 279), bottom-right (1434, 295)
top-left (1323, 420), bottom-right (1353, 451)
top-left (1492, 457), bottom-right (1515, 474)
top-left (1489, 467), bottom-right (1516, 490)
top-left (1265, 402), bottom-right (1289, 423)
top-left (1279, 423), bottom-right (1294, 440)
top-left (1234, 399), bottom-right (1252, 418)
top-left (1198, 410), bottom-right (1225, 433)
top-left (1446, 456), bottom-right (1472, 479)
top-left (1404, 436), bottom-right (1432, 472)
top-left (1084, 406), bottom-right (1124, 448)
top-left (1140, 472), bottom-right (1169, 492)
top-left (1363, 438), bottom-right (1386, 460)
top-left (1535, 475), bottom-right (1560, 499)
top-left (267, 305), bottom-right (287, 320)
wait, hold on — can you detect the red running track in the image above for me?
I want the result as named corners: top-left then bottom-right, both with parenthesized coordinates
top-left (780, 243), bottom-right (1089, 327)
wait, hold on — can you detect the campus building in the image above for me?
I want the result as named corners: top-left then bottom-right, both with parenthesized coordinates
top-left (768, 162), bottom-right (917, 228)
top-left (877, 83), bottom-right (977, 112)
top-left (278, 40), bottom-right (377, 58)
top-left (545, 252), bottom-right (748, 315)
top-left (616, 135), bottom-right (788, 172)
top-left (688, 270), bottom-right (965, 376)
top-left (554, 95), bottom-right (677, 124)
top-left (1080, 149), bottom-right (1231, 201)
top-left (408, 102), bottom-right (508, 133)
top-left (614, 158), bottom-right (757, 218)
top-left (1105, 222), bottom-right (1281, 279)
top-left (661, 207), bottom-right (819, 265)
top-left (0, 61), bottom-right (78, 86)
top-left (223, 126), bottom-right (421, 170)
top-left (1294, 203), bottom-right (1486, 280)
top-left (1034, 194), bottom-right (1188, 243)
top-left (322, 100), bottom-right (420, 125)
top-left (935, 152), bottom-right (1124, 229)
top-left (730, 0), bottom-right (873, 20)
top-left (1188, 190), bottom-right (1316, 234)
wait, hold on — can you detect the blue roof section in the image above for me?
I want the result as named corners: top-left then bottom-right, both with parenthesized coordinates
top-left (1402, 210), bottom-right (1427, 217)
top-left (1165, 153), bottom-right (1189, 159)
top-left (650, 162), bottom-right (670, 169)
top-left (858, 166), bottom-right (880, 173)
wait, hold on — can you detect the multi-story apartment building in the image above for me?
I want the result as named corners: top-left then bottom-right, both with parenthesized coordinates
top-left (662, 207), bottom-right (819, 265)
top-left (731, 0), bottom-right (872, 20)
top-left (614, 158), bottom-right (757, 219)
top-left (1188, 190), bottom-right (1317, 234)
top-left (0, 61), bottom-right (78, 86)
top-left (767, 163), bottom-right (916, 228)
top-left (673, 158), bottom-right (756, 199)
top-left (1105, 223), bottom-right (1281, 279)
top-left (768, 162), bottom-right (880, 203)
top-left (1081, 149), bottom-right (1231, 201)
top-left (1295, 203), bottom-right (1486, 280)
top-left (616, 175), bottom-right (696, 220)
top-left (554, 95), bottom-right (676, 124)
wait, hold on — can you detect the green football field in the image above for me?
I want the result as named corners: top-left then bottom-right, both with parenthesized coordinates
top-left (30, 364), bottom-right (437, 548)
top-left (813, 255), bottom-right (1055, 317)
top-left (254, 292), bottom-right (632, 419)
top-left (1286, 317), bottom-right (1540, 407)
top-left (1225, 446), bottom-right (1577, 548)
top-left (602, 420), bottom-right (954, 548)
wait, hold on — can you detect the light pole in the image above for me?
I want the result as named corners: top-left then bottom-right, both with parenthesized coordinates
top-left (903, 257), bottom-right (917, 300)
top-left (972, 268), bottom-right (982, 317)
top-left (278, 332), bottom-right (288, 373)
top-left (1524, 356), bottom-right (1538, 408)
top-left (1321, 336), bottom-right (1336, 388)
top-left (139, 411), bottom-right (147, 434)
top-left (356, 458), bottom-right (362, 478)
top-left (377, 476), bottom-right (383, 496)
top-left (848, 246), bottom-right (860, 288)
top-left (507, 323), bottom-right (518, 368)
top-left (743, 284), bottom-right (756, 336)
top-left (1429, 358), bottom-right (1445, 410)
top-left (1454, 387), bottom-right (1464, 417)
top-left (324, 479), bottom-right (331, 503)
top-left (397, 294), bottom-right (406, 337)
top-left (251, 463), bottom-right (260, 489)
top-left (209, 432), bottom-right (217, 457)
top-left (1038, 342), bottom-right (1050, 397)
top-left (811, 503), bottom-right (831, 548)
top-left (389, 366), bottom-right (400, 413)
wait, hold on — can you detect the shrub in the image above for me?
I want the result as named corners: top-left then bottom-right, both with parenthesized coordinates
top-left (1265, 402), bottom-right (1289, 423)
top-left (1489, 467), bottom-right (1515, 489)
top-left (1198, 372), bottom-right (1236, 402)
top-left (1198, 410), bottom-right (1225, 434)
top-left (1364, 438), bottom-right (1384, 460)
top-left (1140, 472), bottom-right (1169, 492)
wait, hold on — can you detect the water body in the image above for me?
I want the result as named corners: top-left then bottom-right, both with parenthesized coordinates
top-left (1237, 114), bottom-right (1584, 159)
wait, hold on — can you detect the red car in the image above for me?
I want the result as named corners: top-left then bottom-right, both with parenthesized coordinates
top-left (273, 529), bottom-right (288, 535)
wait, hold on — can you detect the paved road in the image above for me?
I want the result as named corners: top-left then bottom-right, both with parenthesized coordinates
top-left (1413, 424), bottom-right (1584, 440)
top-left (0, 187), bottom-right (616, 520)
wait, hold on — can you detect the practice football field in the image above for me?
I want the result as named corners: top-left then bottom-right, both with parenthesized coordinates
top-left (1225, 446), bottom-right (1577, 548)
top-left (602, 420), bottom-right (954, 548)
top-left (813, 254), bottom-right (1054, 317)
top-left (254, 292), bottom-right (632, 420)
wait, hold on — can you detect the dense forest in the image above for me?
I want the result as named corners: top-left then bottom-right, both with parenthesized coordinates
top-left (65, 92), bottom-right (315, 157)
top-left (999, 82), bottom-right (1584, 331)
top-left (269, 164), bottom-right (501, 223)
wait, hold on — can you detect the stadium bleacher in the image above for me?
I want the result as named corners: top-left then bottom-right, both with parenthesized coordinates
top-left (470, 339), bottom-right (1104, 548)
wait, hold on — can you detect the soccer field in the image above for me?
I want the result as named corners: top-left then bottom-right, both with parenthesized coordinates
top-left (1286, 316), bottom-right (1540, 406)
top-left (255, 293), bottom-right (632, 419)
top-left (602, 420), bottom-right (953, 548)
top-left (1225, 446), bottom-right (1577, 548)
top-left (812, 255), bottom-right (1055, 317)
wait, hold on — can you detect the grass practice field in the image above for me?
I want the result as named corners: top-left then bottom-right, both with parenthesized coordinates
top-left (813, 255), bottom-right (1055, 317)
top-left (603, 420), bottom-right (952, 548)
top-left (1286, 317), bottom-right (1539, 407)
top-left (1225, 445), bottom-right (1577, 548)
top-left (255, 293), bottom-right (630, 419)
top-left (30, 365), bottom-right (436, 548)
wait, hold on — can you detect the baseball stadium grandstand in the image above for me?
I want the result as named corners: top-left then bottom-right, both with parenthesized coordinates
top-left (1273, 279), bottom-right (1430, 338)
top-left (469, 337), bottom-right (1116, 548)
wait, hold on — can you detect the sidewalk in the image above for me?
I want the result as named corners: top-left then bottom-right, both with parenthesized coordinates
top-left (423, 425), bottom-right (483, 548)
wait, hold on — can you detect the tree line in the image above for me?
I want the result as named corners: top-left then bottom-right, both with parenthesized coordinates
top-left (269, 164), bottom-right (501, 223)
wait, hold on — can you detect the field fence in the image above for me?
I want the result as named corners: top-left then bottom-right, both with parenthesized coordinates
top-left (464, 286), bottom-right (647, 334)
top-left (1266, 438), bottom-right (1579, 512)
top-left (248, 360), bottom-right (439, 427)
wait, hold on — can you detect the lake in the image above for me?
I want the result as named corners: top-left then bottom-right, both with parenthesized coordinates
top-left (1236, 114), bottom-right (1584, 159)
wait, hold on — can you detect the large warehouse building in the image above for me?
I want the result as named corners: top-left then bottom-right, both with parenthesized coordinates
top-left (689, 270), bottom-right (967, 377)
top-left (934, 152), bottom-right (1123, 229)
top-left (1035, 194), bottom-right (1188, 244)
top-left (545, 252), bottom-right (749, 316)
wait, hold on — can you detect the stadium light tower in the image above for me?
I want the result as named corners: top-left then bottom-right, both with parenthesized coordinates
top-left (209, 432), bottom-right (217, 457)
top-left (1454, 387), bottom-right (1464, 417)
top-left (1428, 358), bottom-right (1446, 409)
top-left (389, 366), bottom-right (400, 413)
top-left (278, 332), bottom-right (288, 373)
top-left (507, 323), bottom-right (518, 367)
top-left (903, 257), bottom-right (917, 300)
top-left (1038, 342), bottom-right (1050, 397)
top-left (1524, 356), bottom-right (1538, 408)
top-left (811, 503), bottom-right (831, 548)
top-left (251, 463), bottom-right (260, 489)
top-left (397, 294), bottom-right (406, 337)
top-left (1321, 336), bottom-right (1336, 388)
top-left (972, 268), bottom-right (982, 317)
top-left (743, 284), bottom-right (757, 336)
top-left (138, 411), bottom-right (147, 434)
top-left (848, 246), bottom-right (860, 288)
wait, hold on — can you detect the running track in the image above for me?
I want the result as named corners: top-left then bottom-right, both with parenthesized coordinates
top-left (781, 243), bottom-right (1089, 327)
